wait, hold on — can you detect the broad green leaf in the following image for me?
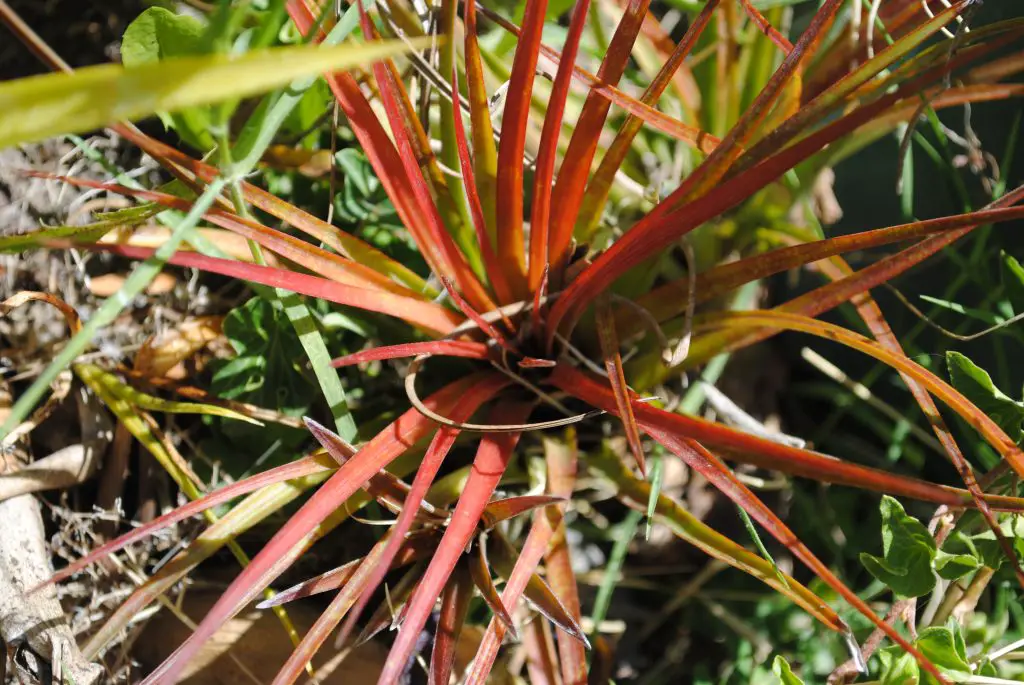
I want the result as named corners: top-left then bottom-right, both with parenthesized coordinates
top-left (1000, 251), bottom-right (1024, 314)
top-left (0, 37), bottom-right (422, 149)
top-left (74, 362), bottom-right (260, 425)
top-left (121, 8), bottom-right (205, 65)
top-left (121, 7), bottom-right (213, 150)
top-left (210, 296), bottom-right (314, 417)
top-left (932, 549), bottom-right (980, 581)
top-left (859, 496), bottom-right (936, 598)
top-left (915, 624), bottom-right (973, 684)
top-left (946, 351), bottom-right (1024, 443)
top-left (878, 646), bottom-right (920, 685)
top-left (771, 656), bottom-right (805, 685)
top-left (945, 516), bottom-right (1024, 570)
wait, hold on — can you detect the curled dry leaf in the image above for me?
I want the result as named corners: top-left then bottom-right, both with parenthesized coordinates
top-left (134, 315), bottom-right (225, 378)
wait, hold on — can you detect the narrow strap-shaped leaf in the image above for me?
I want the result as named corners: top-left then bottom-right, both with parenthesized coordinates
top-left (738, 0), bottom-right (793, 54)
top-left (481, 495), bottom-right (565, 529)
top-left (469, 542), bottom-right (518, 638)
top-left (546, 0), bottom-right (652, 281)
top-left (596, 295), bottom-right (647, 474)
top-left (270, 532), bottom-right (394, 685)
top-left (377, 402), bottom-right (534, 684)
top-left (740, 0), bottom-right (977, 172)
top-left (140, 373), bottom-right (489, 684)
top-left (672, 0), bottom-right (844, 203)
top-left (259, 531), bottom-right (439, 609)
top-left (546, 26), bottom-right (1010, 343)
top-left (466, 518), bottom-right (586, 685)
top-left (106, 129), bottom-right (432, 294)
top-left (815, 256), bottom-right (1024, 588)
top-left (527, 0), bottom-right (591, 293)
top-left (648, 186), bottom-right (1024, 378)
top-left (629, 205), bottom-right (1024, 328)
top-left (74, 362), bottom-right (259, 424)
top-left (349, 564), bottom-right (424, 648)
top-left (479, 4), bottom-right (718, 154)
top-left (354, 0), bottom-right (496, 315)
top-left (430, 565), bottom-right (474, 685)
top-left (287, 0), bottom-right (490, 311)
top-left (586, 447), bottom-right (842, 630)
top-left (550, 365), bottom-right (1024, 516)
top-left (331, 340), bottom-right (491, 367)
top-left (85, 468), bottom-right (338, 659)
top-left (689, 311), bottom-right (1024, 478)
top-left (494, 0), bottom-right (549, 298)
top-left (38, 453), bottom-right (336, 590)
top-left (488, 530), bottom-right (589, 646)
top-left (307, 418), bottom-right (444, 519)
top-left (557, 367), bottom-right (944, 681)
top-left (31, 172), bottom-right (425, 298)
top-left (649, 433), bottom-right (944, 683)
top-left (450, 67), bottom-right (513, 303)
top-left (0, 36), bottom-right (419, 148)
top-left (81, 243), bottom-right (462, 336)
top-left (334, 374), bottom-right (511, 647)
top-left (541, 432), bottom-right (587, 684)
top-left (463, 0), bottom-right (500, 250)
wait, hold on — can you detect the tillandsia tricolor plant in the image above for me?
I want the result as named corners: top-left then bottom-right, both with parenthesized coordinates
top-left (1, 0), bottom-right (1024, 681)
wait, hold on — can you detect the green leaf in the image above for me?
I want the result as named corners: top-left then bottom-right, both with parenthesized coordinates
top-left (945, 516), bottom-right (1024, 570)
top-left (878, 646), bottom-right (920, 685)
top-left (74, 362), bottom-right (260, 424)
top-left (0, 37), bottom-right (422, 149)
top-left (211, 296), bottom-right (314, 417)
top-left (206, 296), bottom-right (312, 474)
top-left (946, 351), bottom-right (1024, 443)
top-left (915, 624), bottom-right (973, 684)
top-left (121, 7), bottom-right (214, 150)
top-left (771, 656), bottom-right (804, 685)
top-left (859, 496), bottom-right (936, 597)
top-left (121, 7), bottom-right (205, 65)
top-left (932, 549), bottom-right (981, 581)
top-left (1000, 251), bottom-right (1024, 314)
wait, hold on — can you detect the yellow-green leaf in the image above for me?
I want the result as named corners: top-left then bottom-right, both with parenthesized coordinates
top-left (74, 362), bottom-right (261, 425)
top-left (0, 38), bottom-right (425, 149)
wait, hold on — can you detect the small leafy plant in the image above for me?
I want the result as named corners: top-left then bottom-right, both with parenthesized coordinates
top-left (1, 0), bottom-right (1023, 682)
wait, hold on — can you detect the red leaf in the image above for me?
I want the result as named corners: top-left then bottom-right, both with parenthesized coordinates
top-left (596, 296), bottom-right (646, 474)
top-left (333, 373), bottom-right (511, 648)
top-left (80, 243), bottom-right (461, 336)
top-left (494, 0), bottom-right (549, 297)
top-left (257, 531), bottom-right (438, 609)
top-left (331, 340), bottom-right (491, 368)
top-left (527, 0), bottom-right (591, 293)
top-left (36, 454), bottom-right (336, 591)
top-left (449, 67), bottom-right (513, 304)
top-left (480, 495), bottom-right (565, 529)
top-left (376, 402), bottom-right (534, 684)
top-left (141, 373), bottom-right (490, 684)
top-left (430, 565), bottom-right (474, 685)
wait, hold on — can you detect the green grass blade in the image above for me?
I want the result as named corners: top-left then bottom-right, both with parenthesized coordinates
top-left (0, 38), bottom-right (420, 148)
